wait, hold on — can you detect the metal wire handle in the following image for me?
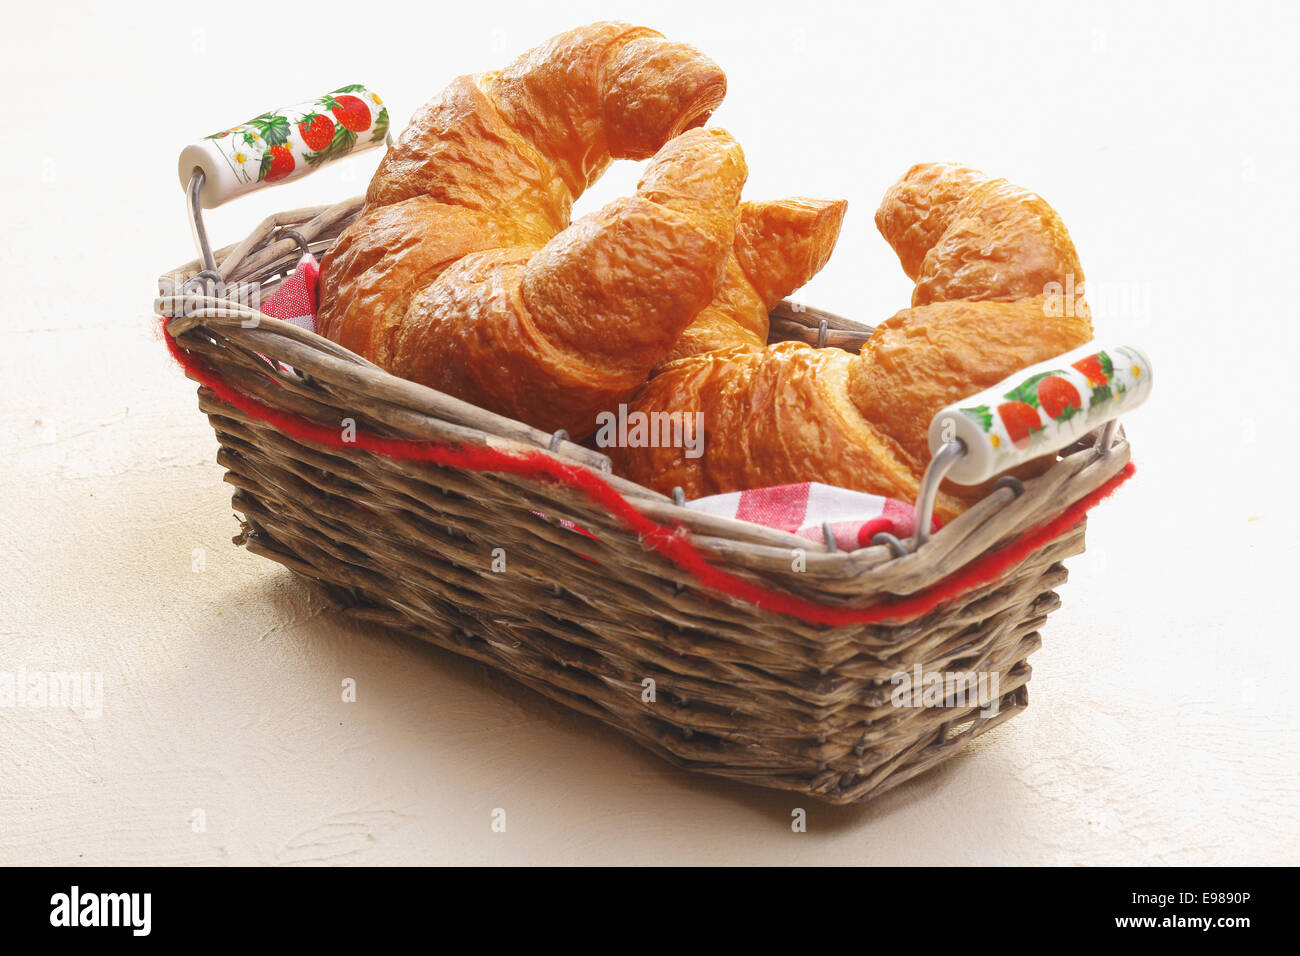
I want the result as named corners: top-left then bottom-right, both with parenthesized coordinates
top-left (186, 168), bottom-right (217, 275)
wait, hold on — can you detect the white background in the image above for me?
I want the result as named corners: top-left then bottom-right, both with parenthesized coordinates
top-left (1, 0), bottom-right (1297, 864)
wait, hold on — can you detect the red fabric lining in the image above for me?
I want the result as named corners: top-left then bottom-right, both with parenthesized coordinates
top-left (162, 317), bottom-right (1135, 627)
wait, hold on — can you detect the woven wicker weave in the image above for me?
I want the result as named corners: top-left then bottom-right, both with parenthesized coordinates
top-left (158, 198), bottom-right (1132, 804)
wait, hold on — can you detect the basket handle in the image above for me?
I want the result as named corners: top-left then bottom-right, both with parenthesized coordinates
top-left (904, 342), bottom-right (1152, 547)
top-left (177, 85), bottom-right (389, 210)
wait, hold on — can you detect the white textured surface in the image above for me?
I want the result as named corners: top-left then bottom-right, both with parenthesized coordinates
top-left (2, 0), bottom-right (1298, 865)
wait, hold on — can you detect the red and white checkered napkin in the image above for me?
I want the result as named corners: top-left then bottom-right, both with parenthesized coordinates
top-left (685, 482), bottom-right (934, 551)
top-left (260, 254), bottom-right (319, 330)
top-left (262, 258), bottom-right (934, 550)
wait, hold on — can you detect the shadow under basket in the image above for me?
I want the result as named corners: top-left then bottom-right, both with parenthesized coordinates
top-left (158, 197), bottom-right (1133, 805)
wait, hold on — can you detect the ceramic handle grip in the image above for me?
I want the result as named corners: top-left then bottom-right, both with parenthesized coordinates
top-left (177, 85), bottom-right (388, 209)
top-left (928, 343), bottom-right (1153, 486)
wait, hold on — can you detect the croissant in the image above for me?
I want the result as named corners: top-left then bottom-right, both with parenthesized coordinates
top-left (611, 163), bottom-right (1094, 520)
top-left (662, 197), bottom-right (847, 364)
top-left (317, 22), bottom-right (745, 437)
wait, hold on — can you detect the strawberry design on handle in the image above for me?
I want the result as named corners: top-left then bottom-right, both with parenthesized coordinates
top-left (997, 401), bottom-right (1043, 447)
top-left (297, 112), bottom-right (335, 152)
top-left (931, 344), bottom-right (1151, 479)
top-left (259, 144), bottom-right (296, 183)
top-left (195, 85), bottom-right (386, 193)
top-left (1072, 350), bottom-right (1116, 409)
top-left (322, 90), bottom-right (371, 133)
top-left (304, 86), bottom-right (375, 167)
top-left (961, 405), bottom-right (993, 431)
top-left (1003, 371), bottom-right (1056, 407)
top-left (1036, 376), bottom-right (1082, 422)
top-left (1071, 351), bottom-right (1113, 387)
top-left (245, 112), bottom-right (291, 147)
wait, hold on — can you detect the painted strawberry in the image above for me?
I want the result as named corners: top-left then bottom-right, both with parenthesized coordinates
top-left (259, 144), bottom-right (296, 183)
top-left (1071, 351), bottom-right (1113, 387)
top-left (1036, 376), bottom-right (1082, 421)
top-left (322, 93), bottom-right (371, 133)
top-left (997, 401), bottom-right (1042, 447)
top-left (297, 112), bottom-right (335, 151)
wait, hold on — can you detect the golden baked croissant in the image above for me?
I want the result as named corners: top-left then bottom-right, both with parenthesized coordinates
top-left (317, 22), bottom-right (744, 437)
top-left (663, 197), bottom-right (847, 364)
top-left (611, 163), bottom-right (1094, 519)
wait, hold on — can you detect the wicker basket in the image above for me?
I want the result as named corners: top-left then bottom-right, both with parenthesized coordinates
top-left (157, 195), bottom-right (1135, 805)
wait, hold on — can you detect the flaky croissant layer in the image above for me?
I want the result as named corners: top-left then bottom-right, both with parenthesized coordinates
top-left (387, 127), bottom-right (747, 435)
top-left (661, 197), bottom-right (848, 365)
